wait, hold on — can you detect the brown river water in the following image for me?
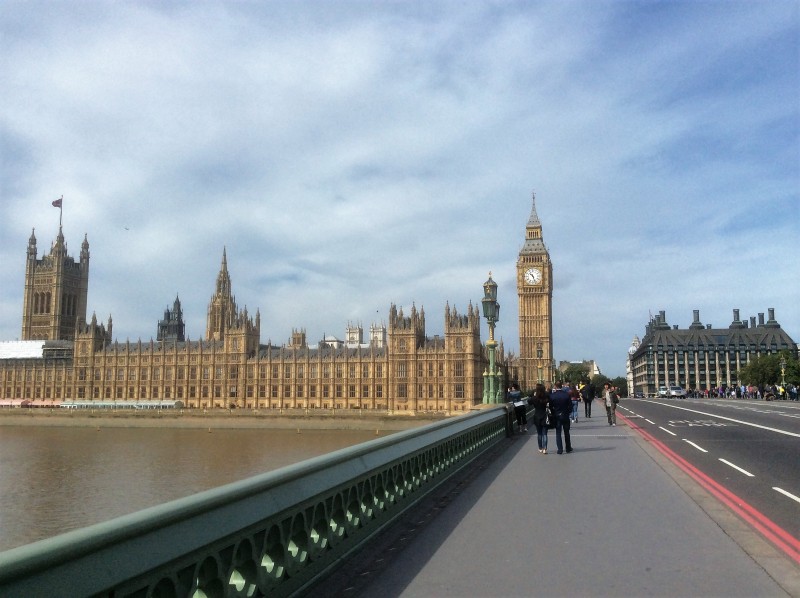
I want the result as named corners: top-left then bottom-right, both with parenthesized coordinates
top-left (0, 426), bottom-right (379, 551)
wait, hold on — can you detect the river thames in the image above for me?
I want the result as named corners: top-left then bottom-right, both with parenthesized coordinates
top-left (0, 425), bottom-right (378, 552)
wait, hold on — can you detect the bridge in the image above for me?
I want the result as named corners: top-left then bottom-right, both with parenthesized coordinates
top-left (0, 404), bottom-right (798, 596)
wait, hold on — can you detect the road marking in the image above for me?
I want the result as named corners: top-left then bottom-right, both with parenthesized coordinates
top-left (645, 419), bottom-right (655, 425)
top-left (773, 487), bottom-right (800, 505)
top-left (719, 458), bottom-right (754, 477)
top-left (659, 426), bottom-right (676, 436)
top-left (683, 439), bottom-right (708, 453)
top-left (627, 400), bottom-right (800, 438)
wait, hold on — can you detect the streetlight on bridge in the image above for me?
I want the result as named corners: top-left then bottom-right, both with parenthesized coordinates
top-left (780, 356), bottom-right (787, 388)
top-left (481, 273), bottom-right (502, 404)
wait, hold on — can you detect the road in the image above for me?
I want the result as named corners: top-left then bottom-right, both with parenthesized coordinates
top-left (620, 397), bottom-right (800, 556)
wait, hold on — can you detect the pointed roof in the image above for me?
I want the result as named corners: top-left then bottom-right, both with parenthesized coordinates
top-left (215, 247), bottom-right (231, 295)
top-left (520, 191), bottom-right (547, 256)
top-left (526, 191), bottom-right (541, 228)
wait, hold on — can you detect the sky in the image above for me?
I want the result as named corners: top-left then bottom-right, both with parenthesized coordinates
top-left (1, 1), bottom-right (798, 378)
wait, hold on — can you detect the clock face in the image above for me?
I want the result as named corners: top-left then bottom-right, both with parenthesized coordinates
top-left (524, 267), bottom-right (542, 285)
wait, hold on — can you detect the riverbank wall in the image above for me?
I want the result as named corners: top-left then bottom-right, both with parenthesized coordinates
top-left (0, 408), bottom-right (449, 431)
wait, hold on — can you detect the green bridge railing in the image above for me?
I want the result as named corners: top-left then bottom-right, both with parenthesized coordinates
top-left (0, 405), bottom-right (512, 597)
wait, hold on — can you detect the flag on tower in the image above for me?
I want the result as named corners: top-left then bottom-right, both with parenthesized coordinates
top-left (52, 197), bottom-right (63, 208)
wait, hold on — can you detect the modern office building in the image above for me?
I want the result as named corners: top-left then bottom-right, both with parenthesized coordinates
top-left (628, 309), bottom-right (797, 395)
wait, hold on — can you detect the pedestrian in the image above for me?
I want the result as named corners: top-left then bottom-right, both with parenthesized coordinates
top-left (603, 382), bottom-right (618, 426)
top-left (581, 380), bottom-right (595, 418)
top-left (509, 384), bottom-right (527, 432)
top-left (569, 383), bottom-right (581, 422)
top-left (530, 383), bottom-right (550, 454)
top-left (548, 381), bottom-right (573, 454)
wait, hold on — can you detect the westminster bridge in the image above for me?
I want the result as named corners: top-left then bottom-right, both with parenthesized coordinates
top-left (0, 403), bottom-right (797, 597)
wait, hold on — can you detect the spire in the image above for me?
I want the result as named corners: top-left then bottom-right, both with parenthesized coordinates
top-left (526, 191), bottom-right (541, 228)
top-left (215, 247), bottom-right (231, 295)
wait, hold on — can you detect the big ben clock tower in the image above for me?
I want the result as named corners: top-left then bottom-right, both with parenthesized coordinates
top-left (516, 192), bottom-right (553, 390)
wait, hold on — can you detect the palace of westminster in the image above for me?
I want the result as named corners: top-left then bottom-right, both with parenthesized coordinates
top-left (0, 195), bottom-right (556, 411)
top-left (1, 193), bottom-right (795, 410)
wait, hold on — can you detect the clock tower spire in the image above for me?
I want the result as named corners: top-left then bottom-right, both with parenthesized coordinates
top-left (516, 191), bottom-right (553, 390)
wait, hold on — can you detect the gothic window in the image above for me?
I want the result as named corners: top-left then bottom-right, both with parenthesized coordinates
top-left (456, 338), bottom-right (463, 350)
top-left (284, 365), bottom-right (291, 378)
top-left (399, 339), bottom-right (407, 352)
top-left (398, 383), bottom-right (407, 399)
top-left (297, 365), bottom-right (304, 379)
top-left (362, 364), bottom-right (369, 378)
top-left (376, 364), bottom-right (382, 377)
top-left (349, 364), bottom-right (356, 378)
top-left (455, 384), bottom-right (464, 399)
top-left (454, 362), bottom-right (464, 377)
top-left (271, 365), bottom-right (279, 378)
top-left (335, 364), bottom-right (343, 378)
top-left (362, 385), bottom-right (370, 398)
top-left (397, 363), bottom-right (407, 378)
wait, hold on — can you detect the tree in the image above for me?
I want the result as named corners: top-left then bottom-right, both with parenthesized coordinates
top-left (561, 363), bottom-right (588, 385)
top-left (590, 374), bottom-right (611, 397)
top-left (611, 376), bottom-right (628, 397)
top-left (737, 351), bottom-right (798, 386)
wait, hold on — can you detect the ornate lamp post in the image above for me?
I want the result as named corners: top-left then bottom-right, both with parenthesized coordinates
top-left (481, 273), bottom-right (501, 404)
top-left (780, 356), bottom-right (787, 387)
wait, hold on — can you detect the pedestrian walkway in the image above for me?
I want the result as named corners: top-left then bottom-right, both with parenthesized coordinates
top-left (328, 414), bottom-right (799, 597)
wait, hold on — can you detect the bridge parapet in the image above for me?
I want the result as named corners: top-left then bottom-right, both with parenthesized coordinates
top-left (0, 406), bottom-right (512, 597)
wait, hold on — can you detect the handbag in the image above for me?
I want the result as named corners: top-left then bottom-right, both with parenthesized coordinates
top-left (545, 406), bottom-right (556, 429)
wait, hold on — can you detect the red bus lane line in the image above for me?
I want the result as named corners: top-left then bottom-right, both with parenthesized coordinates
top-left (619, 413), bottom-right (800, 565)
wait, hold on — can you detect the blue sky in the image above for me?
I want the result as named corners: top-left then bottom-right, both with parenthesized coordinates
top-left (1, 1), bottom-right (798, 377)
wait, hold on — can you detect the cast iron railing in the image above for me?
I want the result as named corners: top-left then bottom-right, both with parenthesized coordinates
top-left (0, 406), bottom-right (512, 597)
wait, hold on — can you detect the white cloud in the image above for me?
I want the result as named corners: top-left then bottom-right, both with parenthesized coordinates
top-left (1, 1), bottom-right (798, 377)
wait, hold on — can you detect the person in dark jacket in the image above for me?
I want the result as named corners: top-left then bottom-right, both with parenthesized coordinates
top-left (581, 380), bottom-right (596, 418)
top-left (508, 384), bottom-right (527, 432)
top-left (530, 383), bottom-right (550, 453)
top-left (548, 381), bottom-right (573, 454)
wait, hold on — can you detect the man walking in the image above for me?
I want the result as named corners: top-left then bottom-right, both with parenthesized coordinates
top-left (549, 381), bottom-right (573, 454)
top-left (581, 380), bottom-right (595, 418)
top-left (603, 382), bottom-right (618, 426)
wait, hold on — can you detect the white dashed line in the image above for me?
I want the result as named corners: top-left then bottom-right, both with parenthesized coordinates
top-left (719, 458), bottom-right (754, 477)
top-left (682, 439), bottom-right (708, 453)
top-left (773, 487), bottom-right (800, 504)
top-left (659, 426), bottom-right (677, 436)
top-left (645, 419), bottom-right (655, 425)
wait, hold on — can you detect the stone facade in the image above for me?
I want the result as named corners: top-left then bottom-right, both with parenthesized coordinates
top-left (21, 227), bottom-right (90, 341)
top-left (628, 309), bottom-right (797, 395)
top-left (516, 192), bottom-right (554, 390)
top-left (2, 227), bottom-right (495, 413)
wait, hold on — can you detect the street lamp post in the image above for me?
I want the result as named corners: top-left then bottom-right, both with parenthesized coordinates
top-left (481, 273), bottom-right (502, 404)
top-left (780, 356), bottom-right (787, 387)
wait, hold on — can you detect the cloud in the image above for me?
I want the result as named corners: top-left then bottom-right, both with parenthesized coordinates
top-left (1, 1), bottom-right (798, 377)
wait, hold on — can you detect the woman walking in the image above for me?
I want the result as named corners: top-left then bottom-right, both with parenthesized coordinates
top-left (531, 383), bottom-right (550, 454)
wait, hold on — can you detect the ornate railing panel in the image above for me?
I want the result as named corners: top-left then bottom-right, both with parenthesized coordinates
top-left (0, 406), bottom-right (511, 597)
